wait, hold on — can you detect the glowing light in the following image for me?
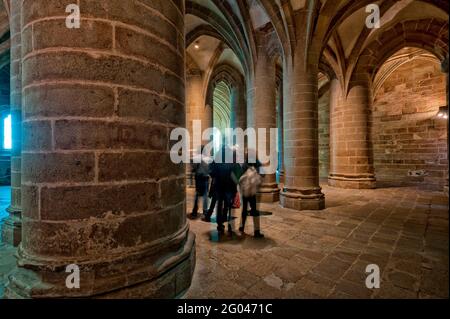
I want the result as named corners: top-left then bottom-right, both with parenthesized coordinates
top-left (436, 106), bottom-right (448, 119)
top-left (3, 114), bottom-right (11, 150)
top-left (194, 43), bottom-right (200, 50)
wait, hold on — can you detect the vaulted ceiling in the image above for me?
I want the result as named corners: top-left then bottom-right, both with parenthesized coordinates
top-left (185, 0), bottom-right (447, 93)
top-left (0, 0), bottom-right (448, 92)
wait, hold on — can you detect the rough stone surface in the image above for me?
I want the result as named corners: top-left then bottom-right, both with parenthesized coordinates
top-left (3, 0), bottom-right (194, 299)
top-left (372, 58), bottom-right (448, 191)
top-left (185, 184), bottom-right (448, 299)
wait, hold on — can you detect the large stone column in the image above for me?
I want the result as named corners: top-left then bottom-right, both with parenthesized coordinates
top-left (328, 76), bottom-right (376, 189)
top-left (5, 0), bottom-right (195, 298)
top-left (230, 84), bottom-right (247, 139)
top-left (277, 81), bottom-right (285, 186)
top-left (186, 70), bottom-right (211, 186)
top-left (186, 70), bottom-right (211, 149)
top-left (231, 85), bottom-right (246, 129)
top-left (2, 0), bottom-right (22, 246)
top-left (442, 56), bottom-right (449, 196)
top-left (280, 29), bottom-right (325, 210)
top-left (250, 32), bottom-right (279, 203)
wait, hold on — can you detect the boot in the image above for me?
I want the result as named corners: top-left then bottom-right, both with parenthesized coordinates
top-left (188, 212), bottom-right (198, 219)
top-left (254, 230), bottom-right (264, 238)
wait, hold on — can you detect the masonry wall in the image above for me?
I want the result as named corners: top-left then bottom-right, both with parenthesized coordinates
top-left (372, 59), bottom-right (448, 191)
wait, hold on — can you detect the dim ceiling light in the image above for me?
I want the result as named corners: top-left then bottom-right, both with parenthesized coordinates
top-left (194, 43), bottom-right (200, 50)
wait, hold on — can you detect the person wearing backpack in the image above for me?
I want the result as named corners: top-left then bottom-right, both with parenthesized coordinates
top-left (239, 150), bottom-right (264, 238)
top-left (190, 146), bottom-right (211, 218)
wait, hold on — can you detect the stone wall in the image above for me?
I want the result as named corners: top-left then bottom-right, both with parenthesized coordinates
top-left (372, 59), bottom-right (448, 191)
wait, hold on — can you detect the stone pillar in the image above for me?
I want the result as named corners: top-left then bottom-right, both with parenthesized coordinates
top-left (250, 33), bottom-right (279, 203)
top-left (280, 35), bottom-right (325, 210)
top-left (186, 70), bottom-right (210, 187)
top-left (442, 56), bottom-right (449, 196)
top-left (2, 0), bottom-right (22, 246)
top-left (230, 85), bottom-right (246, 137)
top-left (277, 83), bottom-right (285, 185)
top-left (229, 86), bottom-right (238, 146)
top-left (186, 70), bottom-right (211, 150)
top-left (328, 76), bottom-right (376, 189)
top-left (5, 0), bottom-right (195, 298)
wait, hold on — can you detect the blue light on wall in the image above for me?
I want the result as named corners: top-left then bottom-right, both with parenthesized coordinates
top-left (3, 114), bottom-right (11, 150)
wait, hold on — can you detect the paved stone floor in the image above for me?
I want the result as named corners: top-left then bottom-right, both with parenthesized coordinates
top-left (0, 185), bottom-right (448, 299)
top-left (185, 185), bottom-right (449, 299)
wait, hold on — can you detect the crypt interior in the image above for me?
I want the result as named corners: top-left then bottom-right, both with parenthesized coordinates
top-left (0, 0), bottom-right (448, 299)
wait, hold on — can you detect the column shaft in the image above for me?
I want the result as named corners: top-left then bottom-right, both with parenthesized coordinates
top-left (328, 77), bottom-right (376, 189)
top-left (186, 71), bottom-right (211, 186)
top-left (442, 56), bottom-right (449, 196)
top-left (2, 0), bottom-right (22, 246)
top-left (277, 82), bottom-right (285, 185)
top-left (280, 45), bottom-right (325, 210)
top-left (251, 35), bottom-right (279, 203)
top-left (6, 0), bottom-right (194, 298)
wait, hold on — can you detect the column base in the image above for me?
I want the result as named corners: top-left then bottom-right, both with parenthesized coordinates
top-left (279, 170), bottom-right (285, 186)
top-left (280, 187), bottom-right (325, 211)
top-left (328, 174), bottom-right (376, 189)
top-left (1, 206), bottom-right (22, 246)
top-left (257, 183), bottom-right (280, 203)
top-left (4, 229), bottom-right (195, 299)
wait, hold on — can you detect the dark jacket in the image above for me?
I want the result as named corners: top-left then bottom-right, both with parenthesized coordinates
top-left (210, 161), bottom-right (238, 195)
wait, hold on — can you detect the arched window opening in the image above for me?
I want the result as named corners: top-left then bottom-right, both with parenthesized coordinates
top-left (3, 113), bottom-right (11, 150)
top-left (212, 81), bottom-right (232, 152)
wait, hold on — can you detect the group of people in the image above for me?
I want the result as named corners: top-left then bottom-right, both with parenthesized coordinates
top-left (190, 146), bottom-right (264, 238)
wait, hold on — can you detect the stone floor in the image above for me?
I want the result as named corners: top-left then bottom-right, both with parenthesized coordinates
top-left (0, 185), bottom-right (448, 299)
top-left (184, 185), bottom-right (449, 299)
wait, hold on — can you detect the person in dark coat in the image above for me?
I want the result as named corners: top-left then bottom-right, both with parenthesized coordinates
top-left (190, 146), bottom-right (211, 218)
top-left (209, 146), bottom-right (238, 234)
top-left (202, 170), bottom-right (217, 222)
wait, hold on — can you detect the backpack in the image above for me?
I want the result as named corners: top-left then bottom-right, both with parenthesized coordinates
top-left (239, 166), bottom-right (262, 198)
